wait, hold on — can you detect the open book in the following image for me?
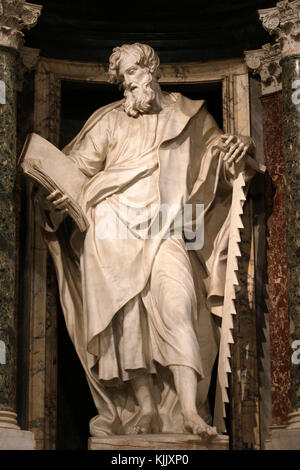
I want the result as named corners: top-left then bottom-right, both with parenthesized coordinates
top-left (20, 133), bottom-right (89, 232)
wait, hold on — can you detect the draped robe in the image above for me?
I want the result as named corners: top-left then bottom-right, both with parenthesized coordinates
top-left (37, 92), bottom-right (250, 435)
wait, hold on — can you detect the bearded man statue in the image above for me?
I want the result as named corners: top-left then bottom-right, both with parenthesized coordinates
top-left (35, 43), bottom-right (256, 438)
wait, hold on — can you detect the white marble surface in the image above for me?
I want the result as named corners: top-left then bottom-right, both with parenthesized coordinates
top-left (89, 433), bottom-right (229, 450)
top-left (0, 429), bottom-right (35, 450)
top-left (265, 425), bottom-right (300, 450)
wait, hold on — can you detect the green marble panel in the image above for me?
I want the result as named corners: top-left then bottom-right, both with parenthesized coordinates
top-left (0, 46), bottom-right (18, 411)
top-left (282, 54), bottom-right (300, 413)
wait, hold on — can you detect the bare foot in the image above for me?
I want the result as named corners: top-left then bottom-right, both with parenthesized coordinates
top-left (183, 413), bottom-right (218, 438)
top-left (127, 410), bottom-right (161, 435)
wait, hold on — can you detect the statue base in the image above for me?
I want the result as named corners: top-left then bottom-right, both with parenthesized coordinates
top-left (88, 433), bottom-right (229, 450)
top-left (265, 424), bottom-right (300, 450)
top-left (0, 429), bottom-right (36, 450)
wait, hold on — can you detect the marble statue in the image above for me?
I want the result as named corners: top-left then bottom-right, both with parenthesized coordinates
top-left (34, 43), bottom-right (257, 438)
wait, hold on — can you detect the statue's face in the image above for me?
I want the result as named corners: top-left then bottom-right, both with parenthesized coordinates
top-left (118, 52), bottom-right (148, 92)
top-left (117, 51), bottom-right (156, 117)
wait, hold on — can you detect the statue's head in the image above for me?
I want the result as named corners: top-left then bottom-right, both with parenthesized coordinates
top-left (108, 43), bottom-right (161, 117)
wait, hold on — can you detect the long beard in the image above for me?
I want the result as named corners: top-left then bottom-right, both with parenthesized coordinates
top-left (123, 72), bottom-right (156, 117)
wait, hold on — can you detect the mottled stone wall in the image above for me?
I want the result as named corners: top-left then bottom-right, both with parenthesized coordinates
top-left (261, 91), bottom-right (291, 425)
top-left (281, 56), bottom-right (300, 414)
top-left (0, 46), bottom-right (17, 412)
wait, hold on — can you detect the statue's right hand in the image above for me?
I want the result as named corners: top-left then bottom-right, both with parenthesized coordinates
top-left (46, 190), bottom-right (69, 212)
top-left (35, 187), bottom-right (69, 213)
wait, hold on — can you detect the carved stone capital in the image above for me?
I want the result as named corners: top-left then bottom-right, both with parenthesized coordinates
top-left (259, 0), bottom-right (300, 57)
top-left (0, 1), bottom-right (42, 50)
top-left (245, 43), bottom-right (282, 95)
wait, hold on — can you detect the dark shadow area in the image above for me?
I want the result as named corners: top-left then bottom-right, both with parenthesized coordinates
top-left (16, 72), bottom-right (35, 431)
top-left (56, 300), bottom-right (97, 450)
top-left (161, 82), bottom-right (223, 129)
top-left (230, 200), bottom-right (261, 450)
top-left (59, 79), bottom-right (223, 149)
top-left (25, 0), bottom-right (276, 63)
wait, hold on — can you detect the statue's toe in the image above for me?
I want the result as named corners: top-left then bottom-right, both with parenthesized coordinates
top-left (184, 415), bottom-right (218, 438)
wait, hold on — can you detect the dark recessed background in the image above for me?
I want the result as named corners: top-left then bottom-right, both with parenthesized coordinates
top-left (59, 80), bottom-right (223, 149)
top-left (26, 0), bottom-right (276, 63)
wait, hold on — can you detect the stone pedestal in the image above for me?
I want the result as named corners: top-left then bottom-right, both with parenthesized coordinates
top-left (0, 429), bottom-right (35, 450)
top-left (265, 425), bottom-right (300, 450)
top-left (281, 54), bottom-right (300, 424)
top-left (88, 434), bottom-right (229, 451)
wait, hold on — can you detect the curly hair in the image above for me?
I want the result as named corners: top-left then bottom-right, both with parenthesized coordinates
top-left (108, 43), bottom-right (161, 86)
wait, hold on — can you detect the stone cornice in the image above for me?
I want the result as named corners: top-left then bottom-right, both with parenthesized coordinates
top-left (0, 1), bottom-right (42, 50)
top-left (245, 43), bottom-right (282, 95)
top-left (259, 0), bottom-right (300, 57)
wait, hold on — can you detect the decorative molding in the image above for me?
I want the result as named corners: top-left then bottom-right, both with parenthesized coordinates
top-left (245, 43), bottom-right (282, 95)
top-left (0, 411), bottom-right (20, 430)
top-left (288, 410), bottom-right (300, 429)
top-left (259, 0), bottom-right (300, 57)
top-left (34, 56), bottom-right (250, 137)
top-left (20, 45), bottom-right (40, 70)
top-left (21, 1), bottom-right (42, 28)
top-left (17, 45), bottom-right (40, 91)
top-left (0, 1), bottom-right (42, 50)
top-left (265, 423), bottom-right (300, 449)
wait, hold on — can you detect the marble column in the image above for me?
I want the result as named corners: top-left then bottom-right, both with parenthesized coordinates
top-left (0, 0), bottom-right (42, 449)
top-left (257, 0), bottom-right (300, 447)
top-left (281, 54), bottom-right (300, 424)
top-left (246, 44), bottom-right (291, 431)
